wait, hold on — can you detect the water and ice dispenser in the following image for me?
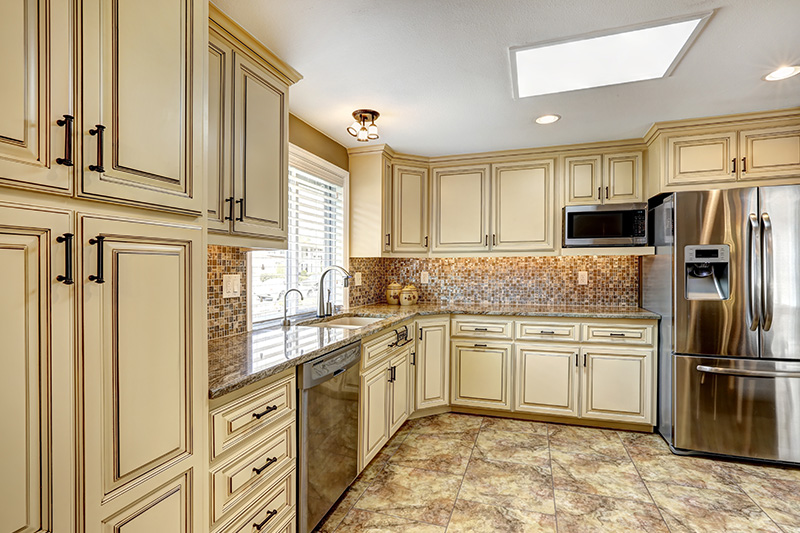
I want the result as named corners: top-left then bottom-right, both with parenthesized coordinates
top-left (684, 245), bottom-right (730, 300)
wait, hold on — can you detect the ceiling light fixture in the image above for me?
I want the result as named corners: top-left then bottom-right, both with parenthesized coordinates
top-left (347, 109), bottom-right (380, 142)
top-left (536, 114), bottom-right (561, 125)
top-left (764, 66), bottom-right (800, 81)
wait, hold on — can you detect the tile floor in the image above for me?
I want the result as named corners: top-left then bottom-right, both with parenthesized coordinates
top-left (314, 413), bottom-right (800, 532)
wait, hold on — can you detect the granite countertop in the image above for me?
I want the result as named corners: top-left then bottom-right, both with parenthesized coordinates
top-left (208, 303), bottom-right (660, 399)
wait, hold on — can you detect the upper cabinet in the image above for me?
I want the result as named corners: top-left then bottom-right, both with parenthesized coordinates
top-left (738, 125), bottom-right (800, 181)
top-left (564, 151), bottom-right (643, 206)
top-left (391, 164), bottom-right (429, 252)
top-left (207, 7), bottom-right (301, 244)
top-left (431, 165), bottom-right (490, 252)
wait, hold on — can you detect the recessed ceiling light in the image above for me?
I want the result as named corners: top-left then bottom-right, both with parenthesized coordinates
top-left (535, 114), bottom-right (561, 125)
top-left (511, 12), bottom-right (712, 98)
top-left (764, 66), bottom-right (800, 81)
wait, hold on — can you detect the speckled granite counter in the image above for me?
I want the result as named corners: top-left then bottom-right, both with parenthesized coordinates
top-left (208, 303), bottom-right (660, 399)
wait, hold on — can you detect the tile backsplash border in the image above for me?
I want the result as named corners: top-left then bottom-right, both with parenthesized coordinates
top-left (208, 245), bottom-right (249, 341)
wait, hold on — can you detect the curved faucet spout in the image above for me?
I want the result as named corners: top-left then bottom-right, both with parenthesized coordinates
top-left (282, 288), bottom-right (304, 327)
top-left (317, 265), bottom-right (352, 317)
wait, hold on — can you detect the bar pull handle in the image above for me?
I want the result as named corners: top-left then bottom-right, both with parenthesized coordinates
top-left (56, 233), bottom-right (74, 284)
top-left (583, 354), bottom-right (587, 367)
top-left (696, 365), bottom-right (800, 379)
top-left (761, 213), bottom-right (773, 331)
top-left (224, 197), bottom-right (234, 221)
top-left (88, 236), bottom-right (105, 284)
top-left (252, 405), bottom-right (278, 419)
top-left (424, 235), bottom-right (428, 248)
top-left (56, 115), bottom-right (74, 166)
top-left (575, 353), bottom-right (579, 367)
top-left (473, 327), bottom-right (488, 331)
top-left (492, 234), bottom-right (497, 246)
top-left (252, 457), bottom-right (278, 475)
top-left (746, 213), bottom-right (760, 331)
top-left (609, 332), bottom-right (626, 337)
top-left (419, 328), bottom-right (423, 341)
top-left (731, 158), bottom-right (736, 174)
top-left (473, 343), bottom-right (487, 348)
top-left (385, 233), bottom-right (391, 247)
top-left (741, 157), bottom-right (746, 173)
top-left (540, 330), bottom-right (555, 335)
top-left (253, 510), bottom-right (278, 531)
top-left (235, 198), bottom-right (244, 222)
top-left (597, 187), bottom-right (601, 200)
top-left (484, 234), bottom-right (488, 246)
top-left (411, 352), bottom-right (416, 365)
top-left (605, 186), bottom-right (609, 199)
top-left (88, 125), bottom-right (106, 173)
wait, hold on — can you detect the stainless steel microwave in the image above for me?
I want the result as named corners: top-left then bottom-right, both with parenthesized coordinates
top-left (562, 203), bottom-right (647, 247)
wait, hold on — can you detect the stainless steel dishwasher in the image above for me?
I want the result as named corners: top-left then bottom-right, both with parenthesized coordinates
top-left (297, 341), bottom-right (361, 533)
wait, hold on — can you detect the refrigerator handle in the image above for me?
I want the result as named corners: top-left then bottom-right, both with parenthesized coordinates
top-left (746, 213), bottom-right (760, 331)
top-left (761, 213), bottom-right (774, 331)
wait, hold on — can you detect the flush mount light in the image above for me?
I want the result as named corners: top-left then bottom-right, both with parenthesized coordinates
top-left (535, 114), bottom-right (561, 125)
top-left (511, 12), bottom-right (712, 98)
top-left (346, 109), bottom-right (380, 142)
top-left (764, 66), bottom-right (800, 81)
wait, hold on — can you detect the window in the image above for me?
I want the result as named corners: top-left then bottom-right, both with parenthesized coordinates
top-left (250, 146), bottom-right (348, 325)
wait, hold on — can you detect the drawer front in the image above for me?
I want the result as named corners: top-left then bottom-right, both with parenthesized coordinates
top-left (516, 320), bottom-right (578, 342)
top-left (451, 317), bottom-right (512, 339)
top-left (581, 323), bottom-right (653, 346)
top-left (211, 418), bottom-right (295, 523)
top-left (211, 374), bottom-right (295, 460)
top-left (218, 469), bottom-right (296, 533)
top-left (362, 323), bottom-right (414, 370)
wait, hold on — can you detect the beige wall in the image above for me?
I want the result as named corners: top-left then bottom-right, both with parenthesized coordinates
top-left (289, 114), bottom-right (349, 171)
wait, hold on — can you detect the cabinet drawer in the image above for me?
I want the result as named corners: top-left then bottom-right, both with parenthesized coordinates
top-left (516, 321), bottom-right (578, 341)
top-left (211, 418), bottom-right (295, 524)
top-left (211, 374), bottom-right (295, 459)
top-left (451, 317), bottom-right (512, 339)
top-left (362, 323), bottom-right (414, 370)
top-left (215, 469), bottom-right (295, 533)
top-left (581, 323), bottom-right (653, 346)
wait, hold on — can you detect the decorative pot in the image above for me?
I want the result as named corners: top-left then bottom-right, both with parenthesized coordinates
top-left (386, 281), bottom-right (402, 305)
top-left (399, 284), bottom-right (419, 306)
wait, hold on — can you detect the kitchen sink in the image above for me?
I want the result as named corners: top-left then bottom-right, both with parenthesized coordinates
top-left (307, 316), bottom-right (385, 329)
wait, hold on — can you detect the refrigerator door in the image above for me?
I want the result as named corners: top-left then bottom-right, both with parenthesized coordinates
top-left (674, 189), bottom-right (760, 358)
top-left (759, 185), bottom-right (800, 360)
top-left (674, 355), bottom-right (800, 463)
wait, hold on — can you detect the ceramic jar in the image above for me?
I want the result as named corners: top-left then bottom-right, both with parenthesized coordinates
top-left (399, 284), bottom-right (419, 306)
top-left (386, 281), bottom-right (402, 305)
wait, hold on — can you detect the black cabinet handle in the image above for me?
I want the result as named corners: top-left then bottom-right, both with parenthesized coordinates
top-left (56, 233), bottom-right (74, 285)
top-left (473, 343), bottom-right (487, 348)
top-left (583, 354), bottom-right (587, 367)
top-left (575, 353), bottom-right (579, 367)
top-left (253, 510), bottom-right (278, 531)
top-left (392, 366), bottom-right (397, 382)
top-left (88, 236), bottom-right (105, 284)
top-left (56, 115), bottom-right (74, 167)
top-left (540, 330), bottom-right (555, 335)
top-left (742, 157), bottom-right (746, 173)
top-left (605, 186), bottom-right (609, 199)
top-left (484, 234), bottom-right (488, 246)
top-left (235, 198), bottom-right (244, 221)
top-left (411, 352), bottom-right (416, 365)
top-left (473, 327), bottom-right (488, 331)
top-left (492, 234), bottom-right (496, 246)
top-left (419, 328), bottom-right (423, 341)
top-left (385, 233), bottom-right (391, 246)
top-left (597, 187), bottom-right (601, 200)
top-left (731, 158), bottom-right (736, 174)
top-left (424, 235), bottom-right (428, 247)
top-left (252, 457), bottom-right (278, 475)
top-left (88, 125), bottom-right (106, 173)
top-left (224, 197), bottom-right (234, 221)
top-left (252, 405), bottom-right (278, 419)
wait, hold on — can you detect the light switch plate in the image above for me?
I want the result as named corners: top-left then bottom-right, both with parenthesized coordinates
top-left (353, 272), bottom-right (362, 286)
top-left (577, 271), bottom-right (588, 285)
top-left (421, 271), bottom-right (430, 284)
top-left (223, 274), bottom-right (241, 298)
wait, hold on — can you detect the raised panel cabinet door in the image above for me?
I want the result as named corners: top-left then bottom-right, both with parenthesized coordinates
top-left (231, 52), bottom-right (289, 241)
top-left (0, 0), bottom-right (73, 194)
top-left (431, 165), bottom-right (490, 252)
top-left (450, 341), bottom-right (512, 410)
top-left (382, 156), bottom-right (393, 252)
top-left (739, 125), bottom-right (800, 181)
top-left (207, 29), bottom-right (234, 232)
top-left (580, 347), bottom-right (654, 424)
top-left (79, 214), bottom-right (205, 528)
top-left (666, 132), bottom-right (737, 187)
top-left (416, 320), bottom-right (450, 410)
top-left (491, 159), bottom-right (555, 252)
top-left (564, 155), bottom-right (602, 205)
top-left (359, 364), bottom-right (390, 470)
top-left (514, 344), bottom-right (580, 417)
top-left (80, 0), bottom-right (204, 213)
top-left (605, 152), bottom-right (643, 203)
top-left (392, 164), bottom-right (429, 252)
top-left (389, 348), bottom-right (411, 435)
top-left (0, 203), bottom-right (73, 533)
top-left (100, 471), bottom-right (192, 533)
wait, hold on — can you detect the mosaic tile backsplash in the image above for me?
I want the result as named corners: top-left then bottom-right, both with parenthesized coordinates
top-left (208, 245), bottom-right (248, 340)
top-left (348, 256), bottom-right (640, 308)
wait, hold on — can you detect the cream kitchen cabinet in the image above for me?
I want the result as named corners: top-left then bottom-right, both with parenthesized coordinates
top-left (430, 165), bottom-right (490, 252)
top-left (514, 344), bottom-right (580, 417)
top-left (359, 362), bottom-right (391, 468)
top-left (564, 152), bottom-right (643, 205)
top-left (382, 155), bottom-right (393, 252)
top-left (580, 346), bottom-right (654, 424)
top-left (738, 125), bottom-right (800, 181)
top-left (450, 340), bottom-right (513, 410)
top-left (389, 348), bottom-right (413, 435)
top-left (415, 317), bottom-right (450, 410)
top-left (391, 164), bottom-right (429, 252)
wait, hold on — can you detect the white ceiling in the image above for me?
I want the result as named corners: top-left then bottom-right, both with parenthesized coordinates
top-left (213, 0), bottom-right (800, 157)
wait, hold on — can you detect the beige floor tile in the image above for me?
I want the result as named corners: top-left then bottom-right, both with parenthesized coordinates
top-left (630, 450), bottom-right (743, 494)
top-left (335, 509), bottom-right (446, 532)
top-left (458, 456), bottom-right (555, 515)
top-left (779, 525), bottom-right (800, 533)
top-left (736, 475), bottom-right (800, 526)
top-left (447, 499), bottom-right (556, 533)
top-left (554, 490), bottom-right (669, 533)
top-left (390, 433), bottom-right (474, 475)
top-left (316, 487), bottom-right (365, 533)
top-left (550, 449), bottom-right (652, 503)
top-left (647, 481), bottom-right (783, 533)
top-left (480, 416), bottom-right (549, 436)
top-left (411, 413), bottom-right (483, 441)
top-left (548, 425), bottom-right (628, 460)
top-left (472, 429), bottom-right (550, 467)
top-left (617, 431), bottom-right (672, 457)
top-left (723, 460), bottom-right (800, 484)
top-left (355, 463), bottom-right (461, 527)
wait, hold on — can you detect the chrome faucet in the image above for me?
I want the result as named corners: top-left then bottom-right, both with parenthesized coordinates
top-left (317, 265), bottom-right (352, 317)
top-left (282, 288), bottom-right (304, 326)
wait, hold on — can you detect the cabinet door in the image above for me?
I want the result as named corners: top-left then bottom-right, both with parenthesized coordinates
top-left (580, 347), bottom-right (654, 424)
top-left (739, 125), bottom-right (800, 181)
top-left (431, 165), bottom-right (489, 252)
top-left (514, 344), bottom-right (580, 418)
top-left (0, 0), bottom-right (73, 194)
top-left (392, 165), bottom-right (429, 252)
top-left (491, 159), bottom-right (555, 252)
top-left (666, 132), bottom-right (737, 186)
top-left (80, 214), bottom-right (205, 528)
top-left (80, 0), bottom-right (203, 213)
top-left (0, 203), bottom-right (73, 533)
top-left (207, 29), bottom-right (234, 232)
top-left (231, 52), bottom-right (289, 241)
top-left (604, 152), bottom-right (643, 203)
top-left (382, 156), bottom-right (393, 252)
top-left (359, 364), bottom-right (390, 469)
top-left (451, 341), bottom-right (512, 410)
top-left (389, 349), bottom-right (412, 435)
top-left (564, 156), bottom-right (602, 205)
top-left (416, 320), bottom-right (450, 410)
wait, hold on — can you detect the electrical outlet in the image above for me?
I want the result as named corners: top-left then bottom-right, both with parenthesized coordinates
top-left (577, 271), bottom-right (588, 285)
top-left (353, 272), bottom-right (362, 286)
top-left (421, 271), bottom-right (430, 284)
top-left (223, 274), bottom-right (241, 298)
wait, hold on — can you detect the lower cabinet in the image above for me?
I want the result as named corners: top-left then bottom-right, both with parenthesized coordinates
top-left (581, 347), bottom-right (654, 424)
top-left (514, 344), bottom-right (580, 417)
top-left (450, 340), bottom-right (512, 410)
top-left (415, 318), bottom-right (450, 410)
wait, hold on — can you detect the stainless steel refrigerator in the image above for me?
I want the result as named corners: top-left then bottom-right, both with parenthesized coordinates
top-left (643, 185), bottom-right (800, 464)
